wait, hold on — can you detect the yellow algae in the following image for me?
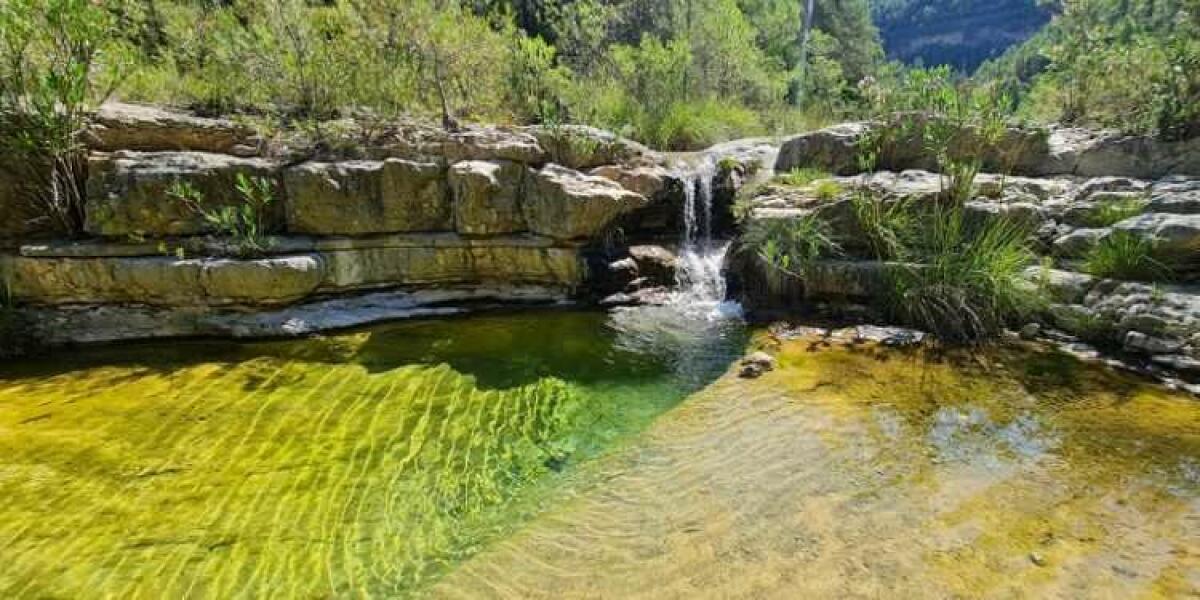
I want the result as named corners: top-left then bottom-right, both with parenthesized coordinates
top-left (430, 337), bottom-right (1199, 599)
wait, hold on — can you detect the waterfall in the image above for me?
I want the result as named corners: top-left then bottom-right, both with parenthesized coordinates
top-left (672, 158), bottom-right (741, 319)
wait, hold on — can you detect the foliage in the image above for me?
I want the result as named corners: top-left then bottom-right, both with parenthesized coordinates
top-left (739, 214), bottom-right (842, 276)
top-left (1083, 231), bottom-right (1175, 282)
top-left (885, 203), bottom-right (1042, 343)
top-left (0, 0), bottom-right (124, 236)
top-left (849, 191), bottom-right (913, 260)
top-left (169, 174), bottom-right (277, 258)
top-left (773, 167), bottom-right (833, 187)
top-left (1083, 195), bottom-right (1148, 227)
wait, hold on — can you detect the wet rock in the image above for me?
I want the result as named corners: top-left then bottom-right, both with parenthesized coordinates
top-left (87, 102), bottom-right (259, 156)
top-left (628, 245), bottom-right (678, 286)
top-left (1030, 552), bottom-right (1048, 567)
top-left (853, 325), bottom-right (926, 347)
top-left (283, 159), bottom-right (448, 235)
top-left (739, 351), bottom-right (776, 378)
top-left (85, 151), bottom-right (281, 237)
top-left (524, 165), bottom-right (648, 240)
top-left (449, 160), bottom-right (528, 235)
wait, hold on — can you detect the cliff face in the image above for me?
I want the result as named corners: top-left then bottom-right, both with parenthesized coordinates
top-left (872, 0), bottom-right (1049, 70)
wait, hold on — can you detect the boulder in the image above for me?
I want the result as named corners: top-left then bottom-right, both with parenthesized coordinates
top-left (590, 164), bottom-right (670, 199)
top-left (441, 127), bottom-right (547, 165)
top-left (87, 102), bottom-right (259, 156)
top-left (524, 165), bottom-right (648, 240)
top-left (85, 151), bottom-right (280, 237)
top-left (448, 160), bottom-right (528, 235)
top-left (774, 122), bottom-right (871, 176)
top-left (1111, 213), bottom-right (1200, 259)
top-left (1042, 129), bottom-right (1200, 179)
top-left (628, 245), bottom-right (678, 285)
top-left (283, 159), bottom-right (449, 235)
top-left (1053, 228), bottom-right (1107, 258)
top-left (1025, 267), bottom-right (1097, 304)
top-left (1, 254), bottom-right (322, 306)
top-left (739, 351), bottom-right (776, 378)
top-left (527, 125), bottom-right (651, 170)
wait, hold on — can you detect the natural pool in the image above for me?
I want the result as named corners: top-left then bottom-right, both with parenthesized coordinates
top-left (0, 310), bottom-right (1197, 598)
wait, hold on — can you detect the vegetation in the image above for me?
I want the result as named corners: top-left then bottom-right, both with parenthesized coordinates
top-left (740, 214), bottom-right (841, 277)
top-left (168, 174), bottom-right (277, 258)
top-left (1082, 194), bottom-right (1148, 227)
top-left (773, 167), bottom-right (833, 188)
top-left (1083, 231), bottom-right (1175, 282)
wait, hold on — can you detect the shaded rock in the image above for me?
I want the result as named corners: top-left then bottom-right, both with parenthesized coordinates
top-left (628, 245), bottom-right (678, 286)
top-left (1147, 189), bottom-right (1200, 215)
top-left (87, 102), bottom-right (259, 156)
top-left (1053, 228), bottom-right (1107, 258)
top-left (448, 160), bottom-right (528, 235)
top-left (318, 245), bottom-right (581, 291)
top-left (1124, 331), bottom-right (1184, 355)
top-left (524, 165), bottom-right (648, 240)
top-left (283, 159), bottom-right (448, 235)
top-left (527, 125), bottom-right (652, 170)
top-left (85, 151), bottom-right (280, 237)
top-left (739, 351), bottom-right (776, 378)
top-left (0, 164), bottom-right (44, 241)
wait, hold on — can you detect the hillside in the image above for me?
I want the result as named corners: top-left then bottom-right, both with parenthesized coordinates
top-left (871, 0), bottom-right (1050, 70)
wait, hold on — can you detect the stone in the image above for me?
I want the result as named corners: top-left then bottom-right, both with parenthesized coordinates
top-left (739, 351), bottom-right (776, 378)
top-left (1124, 331), bottom-right (1185, 355)
top-left (0, 164), bottom-right (43, 241)
top-left (1052, 228), bottom-right (1108, 258)
top-left (318, 245), bottom-right (581, 291)
top-left (448, 160), bottom-right (528, 235)
top-left (85, 151), bottom-right (280, 238)
top-left (1147, 190), bottom-right (1200, 214)
top-left (86, 102), bottom-right (259, 156)
top-left (590, 164), bottom-right (670, 199)
top-left (1042, 129), bottom-right (1200, 179)
top-left (1111, 213), bottom-right (1200, 259)
top-left (284, 159), bottom-right (449, 235)
top-left (628, 245), bottom-right (678, 286)
top-left (441, 127), bottom-right (547, 165)
top-left (1, 254), bottom-right (322, 307)
top-left (1025, 268), bottom-right (1097, 304)
top-left (524, 165), bottom-right (648, 240)
top-left (774, 122), bottom-right (872, 176)
top-left (526, 125), bottom-right (652, 170)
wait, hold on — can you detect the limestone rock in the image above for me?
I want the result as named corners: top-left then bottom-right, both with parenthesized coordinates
top-left (85, 151), bottom-right (280, 237)
top-left (590, 164), bottom-right (670, 199)
top-left (524, 165), bottom-right (648, 240)
top-left (284, 159), bottom-right (448, 235)
top-left (774, 122), bottom-right (871, 176)
top-left (628, 245), bottom-right (678, 286)
top-left (1, 254), bottom-right (322, 306)
top-left (1053, 228), bottom-right (1107, 258)
top-left (318, 245), bottom-right (581, 290)
top-left (1042, 128), bottom-right (1200, 179)
top-left (448, 160), bottom-right (528, 235)
top-left (527, 125), bottom-right (651, 170)
top-left (1111, 213), bottom-right (1200, 259)
top-left (441, 127), bottom-right (547, 165)
top-left (87, 102), bottom-right (258, 156)
top-left (1025, 267), bottom-right (1097, 304)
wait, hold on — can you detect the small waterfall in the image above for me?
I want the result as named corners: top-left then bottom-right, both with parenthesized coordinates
top-left (673, 158), bottom-right (741, 319)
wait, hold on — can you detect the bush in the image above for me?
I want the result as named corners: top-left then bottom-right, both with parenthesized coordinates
top-left (850, 192), bottom-right (913, 260)
top-left (739, 214), bottom-right (841, 277)
top-left (1084, 195), bottom-right (1148, 227)
top-left (773, 167), bottom-right (832, 188)
top-left (1083, 231), bottom-right (1174, 282)
top-left (885, 203), bottom-right (1043, 343)
top-left (169, 174), bottom-right (277, 258)
top-left (0, 0), bottom-right (123, 236)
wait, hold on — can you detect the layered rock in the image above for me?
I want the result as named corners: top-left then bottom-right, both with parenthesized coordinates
top-left (284, 159), bottom-right (449, 235)
top-left (85, 151), bottom-right (281, 237)
top-left (86, 102), bottom-right (260, 156)
top-left (524, 165), bottom-right (648, 240)
top-left (448, 160), bottom-right (528, 235)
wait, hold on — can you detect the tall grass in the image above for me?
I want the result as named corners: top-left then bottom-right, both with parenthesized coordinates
top-left (739, 214), bottom-right (841, 277)
top-left (1083, 231), bottom-right (1174, 282)
top-left (886, 203), bottom-right (1042, 343)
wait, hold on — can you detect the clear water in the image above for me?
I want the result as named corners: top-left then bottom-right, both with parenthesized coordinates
top-left (0, 311), bottom-right (749, 598)
top-left (0, 314), bottom-right (1197, 598)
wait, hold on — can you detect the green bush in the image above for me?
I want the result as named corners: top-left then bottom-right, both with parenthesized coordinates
top-left (1083, 231), bottom-right (1174, 282)
top-left (1084, 195), bottom-right (1148, 227)
top-left (813, 179), bottom-right (843, 201)
top-left (169, 174), bottom-right (277, 258)
top-left (773, 167), bottom-right (832, 188)
top-left (885, 203), bottom-right (1042, 343)
top-left (739, 214), bottom-right (841, 277)
top-left (850, 192), bottom-right (913, 260)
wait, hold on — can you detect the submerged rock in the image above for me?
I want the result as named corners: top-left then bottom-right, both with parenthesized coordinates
top-left (739, 351), bottom-right (776, 378)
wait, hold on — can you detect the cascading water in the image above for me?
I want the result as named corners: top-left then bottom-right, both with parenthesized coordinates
top-left (672, 157), bottom-right (742, 319)
top-left (605, 156), bottom-right (745, 384)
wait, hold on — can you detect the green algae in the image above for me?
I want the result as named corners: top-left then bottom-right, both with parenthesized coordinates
top-left (0, 312), bottom-right (745, 598)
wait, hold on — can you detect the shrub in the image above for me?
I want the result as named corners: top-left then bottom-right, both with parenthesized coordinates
top-left (885, 203), bottom-right (1042, 343)
top-left (813, 179), bottom-right (843, 201)
top-left (773, 167), bottom-right (831, 188)
top-left (169, 174), bottom-right (277, 258)
top-left (1083, 231), bottom-right (1174, 282)
top-left (1084, 195), bottom-right (1148, 228)
top-left (0, 277), bottom-right (29, 358)
top-left (850, 192), bottom-right (913, 260)
top-left (0, 0), bottom-right (123, 236)
top-left (739, 214), bottom-right (841, 277)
